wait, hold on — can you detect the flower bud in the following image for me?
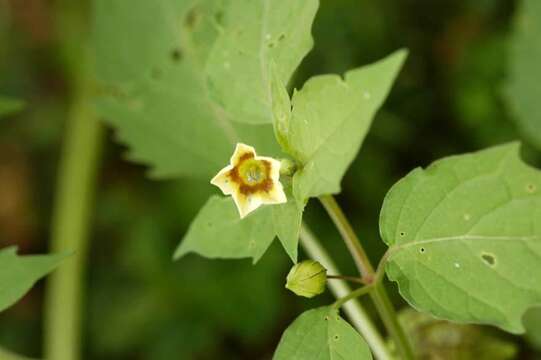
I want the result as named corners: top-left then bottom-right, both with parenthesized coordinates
top-left (285, 260), bottom-right (327, 298)
top-left (279, 158), bottom-right (296, 176)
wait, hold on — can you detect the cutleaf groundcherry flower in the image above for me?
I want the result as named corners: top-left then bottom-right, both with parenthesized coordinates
top-left (210, 143), bottom-right (287, 218)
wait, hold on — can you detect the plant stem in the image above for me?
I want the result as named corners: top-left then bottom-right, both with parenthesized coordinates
top-left (318, 195), bottom-right (415, 360)
top-left (327, 274), bottom-right (365, 284)
top-left (332, 285), bottom-right (373, 309)
top-left (371, 283), bottom-right (414, 360)
top-left (43, 68), bottom-right (103, 360)
top-left (319, 195), bottom-right (374, 280)
top-left (299, 224), bottom-right (392, 360)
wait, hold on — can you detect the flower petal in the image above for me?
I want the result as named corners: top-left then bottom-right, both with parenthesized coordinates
top-left (256, 156), bottom-right (281, 182)
top-left (230, 143), bottom-right (256, 166)
top-left (210, 165), bottom-right (235, 195)
top-left (259, 181), bottom-right (287, 205)
top-left (232, 193), bottom-right (263, 218)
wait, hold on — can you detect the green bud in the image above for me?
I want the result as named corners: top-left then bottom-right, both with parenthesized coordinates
top-left (285, 260), bottom-right (327, 298)
top-left (279, 158), bottom-right (297, 176)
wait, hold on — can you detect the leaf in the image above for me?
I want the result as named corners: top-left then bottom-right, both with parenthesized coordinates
top-left (94, 0), bottom-right (318, 179)
top-left (175, 193), bottom-right (303, 263)
top-left (271, 182), bottom-right (304, 262)
top-left (505, 0), bottom-right (541, 150)
top-left (0, 96), bottom-right (24, 117)
top-left (379, 143), bottom-right (541, 333)
top-left (174, 196), bottom-right (275, 263)
top-left (0, 247), bottom-right (67, 312)
top-left (273, 306), bottom-right (372, 360)
top-left (270, 63), bottom-right (293, 153)
top-left (205, 0), bottom-right (318, 125)
top-left (273, 50), bottom-right (407, 203)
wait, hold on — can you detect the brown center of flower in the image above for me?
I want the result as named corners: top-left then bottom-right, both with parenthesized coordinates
top-left (229, 153), bottom-right (273, 195)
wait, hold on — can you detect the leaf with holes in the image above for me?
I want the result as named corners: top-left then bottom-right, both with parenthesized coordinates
top-left (94, 0), bottom-right (317, 179)
top-left (273, 306), bottom-right (372, 360)
top-left (272, 50), bottom-right (407, 203)
top-left (174, 194), bottom-right (302, 263)
top-left (505, 0), bottom-right (541, 150)
top-left (0, 247), bottom-right (67, 312)
top-left (379, 143), bottom-right (541, 333)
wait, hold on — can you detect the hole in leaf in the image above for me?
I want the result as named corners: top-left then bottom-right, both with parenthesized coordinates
top-left (170, 48), bottom-right (183, 62)
top-left (324, 316), bottom-right (329, 321)
top-left (333, 335), bottom-right (339, 341)
top-left (481, 253), bottom-right (496, 266)
top-left (400, 231), bottom-right (406, 237)
top-left (419, 247), bottom-right (425, 254)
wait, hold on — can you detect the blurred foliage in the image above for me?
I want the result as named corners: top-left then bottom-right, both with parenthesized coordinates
top-left (524, 307), bottom-right (541, 351)
top-left (391, 308), bottom-right (517, 360)
top-left (0, 0), bottom-right (540, 359)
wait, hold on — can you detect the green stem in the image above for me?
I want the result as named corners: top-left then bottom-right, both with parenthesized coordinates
top-left (332, 285), bottom-right (373, 309)
top-left (319, 195), bottom-right (374, 279)
top-left (318, 195), bottom-right (415, 360)
top-left (327, 274), bottom-right (365, 284)
top-left (299, 224), bottom-right (392, 360)
top-left (43, 70), bottom-right (103, 359)
top-left (371, 283), bottom-right (414, 360)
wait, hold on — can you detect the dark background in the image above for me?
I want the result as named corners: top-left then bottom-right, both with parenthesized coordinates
top-left (1, 0), bottom-right (539, 359)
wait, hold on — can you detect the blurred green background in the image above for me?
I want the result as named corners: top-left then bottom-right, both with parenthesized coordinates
top-left (1, 0), bottom-right (540, 359)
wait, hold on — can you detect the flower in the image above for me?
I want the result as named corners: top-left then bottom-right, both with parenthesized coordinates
top-left (285, 260), bottom-right (327, 298)
top-left (210, 143), bottom-right (287, 218)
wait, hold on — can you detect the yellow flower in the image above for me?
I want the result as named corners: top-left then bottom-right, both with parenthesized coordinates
top-left (210, 143), bottom-right (287, 218)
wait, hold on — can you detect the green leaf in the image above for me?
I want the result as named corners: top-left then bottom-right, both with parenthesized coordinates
top-left (94, 0), bottom-right (318, 179)
top-left (0, 247), bottom-right (67, 312)
top-left (205, 0), bottom-right (318, 125)
top-left (175, 193), bottom-right (303, 263)
top-left (505, 0), bottom-right (541, 150)
top-left (174, 196), bottom-right (275, 263)
top-left (273, 306), bottom-right (372, 360)
top-left (0, 96), bottom-right (24, 117)
top-left (273, 50), bottom-right (407, 203)
top-left (271, 182), bottom-right (304, 262)
top-left (270, 63), bottom-right (293, 153)
top-left (379, 143), bottom-right (541, 333)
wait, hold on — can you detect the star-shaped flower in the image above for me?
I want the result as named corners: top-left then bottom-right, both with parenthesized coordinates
top-left (211, 143), bottom-right (287, 218)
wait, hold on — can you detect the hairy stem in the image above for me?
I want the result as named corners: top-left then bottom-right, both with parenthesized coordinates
top-left (44, 67), bottom-right (103, 360)
top-left (299, 224), bottom-right (392, 360)
top-left (318, 195), bottom-right (415, 360)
